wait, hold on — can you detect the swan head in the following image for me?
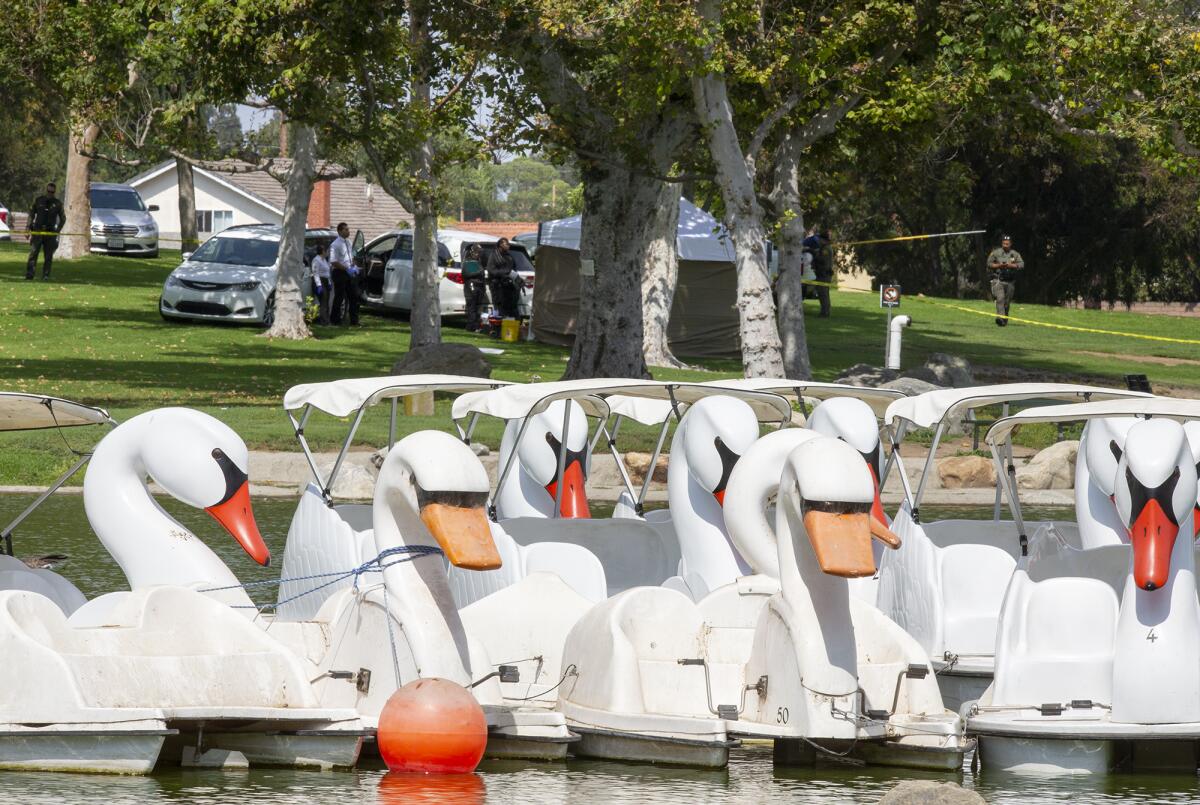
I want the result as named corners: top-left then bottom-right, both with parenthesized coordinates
top-left (783, 436), bottom-right (900, 578)
top-left (136, 408), bottom-right (269, 566)
top-left (807, 397), bottom-right (886, 525)
top-left (1082, 417), bottom-right (1139, 498)
top-left (515, 400), bottom-right (590, 518)
top-left (1114, 419), bottom-right (1198, 591)
top-left (382, 431), bottom-right (501, 569)
top-left (682, 396), bottom-right (760, 506)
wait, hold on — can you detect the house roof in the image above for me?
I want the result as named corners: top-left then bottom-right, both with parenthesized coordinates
top-left (453, 221), bottom-right (539, 240)
top-left (125, 159), bottom-right (411, 239)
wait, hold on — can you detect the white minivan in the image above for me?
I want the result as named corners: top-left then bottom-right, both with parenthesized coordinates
top-left (358, 228), bottom-right (534, 317)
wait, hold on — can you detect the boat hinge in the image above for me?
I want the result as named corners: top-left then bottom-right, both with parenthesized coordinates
top-left (328, 668), bottom-right (372, 694)
top-left (1038, 702), bottom-right (1064, 716)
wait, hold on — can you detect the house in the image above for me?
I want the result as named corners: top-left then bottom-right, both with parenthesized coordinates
top-left (451, 220), bottom-right (538, 240)
top-left (126, 160), bottom-right (412, 247)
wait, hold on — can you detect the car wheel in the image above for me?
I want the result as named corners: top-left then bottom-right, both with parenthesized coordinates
top-left (262, 293), bottom-right (276, 328)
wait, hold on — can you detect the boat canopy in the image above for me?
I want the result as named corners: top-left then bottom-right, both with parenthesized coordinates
top-left (986, 397), bottom-right (1200, 446)
top-left (703, 378), bottom-right (904, 417)
top-left (885, 383), bottom-right (1153, 430)
top-left (452, 379), bottom-right (792, 425)
top-left (283, 374), bottom-right (510, 418)
top-left (0, 392), bottom-right (113, 432)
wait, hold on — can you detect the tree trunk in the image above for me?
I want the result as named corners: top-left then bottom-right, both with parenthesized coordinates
top-left (691, 41), bottom-right (784, 377)
top-left (410, 184), bottom-right (442, 348)
top-left (264, 122), bottom-right (317, 339)
top-left (563, 160), bottom-right (667, 379)
top-left (642, 191), bottom-right (686, 369)
top-left (59, 122), bottom-right (98, 260)
top-left (176, 157), bottom-right (199, 252)
top-left (772, 130), bottom-right (811, 380)
top-left (407, 2), bottom-right (441, 349)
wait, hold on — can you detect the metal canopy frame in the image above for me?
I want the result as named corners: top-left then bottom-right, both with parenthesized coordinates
top-left (0, 397), bottom-right (116, 556)
top-left (884, 393), bottom-right (1098, 524)
top-left (287, 382), bottom-right (508, 504)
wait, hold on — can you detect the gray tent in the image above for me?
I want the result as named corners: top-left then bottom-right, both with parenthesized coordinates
top-left (533, 200), bottom-right (741, 358)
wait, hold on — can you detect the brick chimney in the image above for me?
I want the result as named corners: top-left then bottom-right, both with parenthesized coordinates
top-left (307, 179), bottom-right (332, 228)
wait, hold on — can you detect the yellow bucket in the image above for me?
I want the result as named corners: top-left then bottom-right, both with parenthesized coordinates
top-left (500, 318), bottom-right (521, 342)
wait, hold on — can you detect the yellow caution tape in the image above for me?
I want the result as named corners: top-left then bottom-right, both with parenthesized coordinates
top-left (841, 229), bottom-right (986, 247)
top-left (909, 295), bottom-right (1200, 346)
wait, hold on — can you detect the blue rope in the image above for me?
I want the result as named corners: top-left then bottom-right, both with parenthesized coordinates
top-left (199, 545), bottom-right (445, 612)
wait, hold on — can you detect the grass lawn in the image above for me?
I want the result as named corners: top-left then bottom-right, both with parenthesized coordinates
top-left (0, 241), bottom-right (1195, 485)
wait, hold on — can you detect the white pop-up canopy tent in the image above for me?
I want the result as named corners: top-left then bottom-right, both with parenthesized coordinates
top-left (534, 199), bottom-right (742, 357)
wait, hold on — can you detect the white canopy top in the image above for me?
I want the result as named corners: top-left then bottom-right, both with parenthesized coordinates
top-left (539, 199), bottom-right (736, 263)
top-left (885, 383), bottom-right (1153, 430)
top-left (0, 392), bottom-right (113, 432)
top-left (986, 396), bottom-right (1200, 445)
top-left (451, 379), bottom-right (792, 425)
top-left (284, 375), bottom-right (511, 418)
top-left (704, 378), bottom-right (904, 417)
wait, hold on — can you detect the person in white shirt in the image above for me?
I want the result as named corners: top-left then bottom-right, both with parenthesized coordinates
top-left (329, 221), bottom-right (359, 326)
top-left (311, 242), bottom-right (333, 325)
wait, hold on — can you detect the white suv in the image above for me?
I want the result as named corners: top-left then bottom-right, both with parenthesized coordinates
top-left (159, 224), bottom-right (335, 325)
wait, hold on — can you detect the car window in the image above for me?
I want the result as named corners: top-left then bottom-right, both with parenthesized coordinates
top-left (511, 249), bottom-right (534, 272)
top-left (189, 235), bottom-right (281, 267)
top-left (394, 235), bottom-right (414, 260)
top-left (90, 188), bottom-right (146, 211)
top-left (367, 236), bottom-right (397, 262)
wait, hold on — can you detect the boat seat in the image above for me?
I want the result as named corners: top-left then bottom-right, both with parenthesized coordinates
top-left (996, 575), bottom-right (1118, 706)
top-left (922, 519), bottom-right (1024, 560)
top-left (0, 555), bottom-right (87, 616)
top-left (501, 516), bottom-right (679, 595)
top-left (448, 525), bottom-right (606, 608)
top-left (939, 544), bottom-right (1017, 656)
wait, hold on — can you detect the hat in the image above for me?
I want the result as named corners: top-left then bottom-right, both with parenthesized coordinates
top-left (1001, 233), bottom-right (1012, 240)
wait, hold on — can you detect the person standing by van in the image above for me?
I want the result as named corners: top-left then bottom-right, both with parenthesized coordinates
top-left (486, 237), bottom-right (519, 319)
top-left (26, 182), bottom-right (65, 280)
top-left (311, 242), bottom-right (333, 325)
top-left (329, 222), bottom-right (360, 326)
top-left (462, 244), bottom-right (488, 332)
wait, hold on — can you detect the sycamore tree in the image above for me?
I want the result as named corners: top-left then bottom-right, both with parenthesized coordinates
top-left (457, 0), bottom-right (701, 376)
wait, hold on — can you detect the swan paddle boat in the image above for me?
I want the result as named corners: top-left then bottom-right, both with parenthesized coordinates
top-left (875, 383), bottom-right (1153, 710)
top-left (275, 375), bottom-right (575, 760)
top-left (0, 393), bottom-right (114, 613)
top-left (0, 404), bottom-right (364, 773)
top-left (556, 433), bottom-right (969, 769)
top-left (970, 397), bottom-right (1200, 774)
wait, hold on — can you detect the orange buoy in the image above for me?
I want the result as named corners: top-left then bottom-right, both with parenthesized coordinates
top-left (377, 678), bottom-right (488, 773)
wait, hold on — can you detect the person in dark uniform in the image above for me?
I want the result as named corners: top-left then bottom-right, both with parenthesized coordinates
top-left (26, 182), bottom-right (66, 280)
top-left (486, 237), bottom-right (519, 318)
top-left (462, 244), bottom-right (488, 331)
top-left (804, 228), bottom-right (834, 317)
top-left (986, 234), bottom-right (1024, 326)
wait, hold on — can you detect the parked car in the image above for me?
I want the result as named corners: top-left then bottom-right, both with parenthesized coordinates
top-left (512, 231), bottom-right (538, 260)
top-left (90, 182), bottom-right (159, 257)
top-left (358, 228), bottom-right (534, 318)
top-left (0, 203), bottom-right (10, 241)
top-left (159, 224), bottom-right (336, 326)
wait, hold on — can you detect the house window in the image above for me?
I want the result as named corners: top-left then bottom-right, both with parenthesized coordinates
top-left (196, 209), bottom-right (233, 233)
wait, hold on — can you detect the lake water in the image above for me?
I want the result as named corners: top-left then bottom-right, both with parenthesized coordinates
top-left (0, 494), bottom-right (1197, 804)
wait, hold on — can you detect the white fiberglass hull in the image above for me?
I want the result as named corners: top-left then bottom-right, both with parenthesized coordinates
top-left (0, 721), bottom-right (171, 775)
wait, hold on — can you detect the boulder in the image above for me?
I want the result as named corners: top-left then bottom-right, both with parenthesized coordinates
top-left (937, 455), bottom-right (996, 488)
top-left (878, 781), bottom-right (987, 805)
top-left (1017, 439), bottom-right (1079, 490)
top-left (391, 343), bottom-right (492, 378)
top-left (923, 352), bottom-right (975, 387)
top-left (835, 363), bottom-right (898, 387)
top-left (881, 376), bottom-right (942, 396)
top-left (898, 365), bottom-right (941, 385)
top-left (302, 460), bottom-right (378, 500)
top-left (624, 451), bottom-right (669, 486)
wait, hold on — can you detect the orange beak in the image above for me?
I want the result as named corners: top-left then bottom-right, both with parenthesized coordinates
top-left (713, 489), bottom-right (726, 507)
top-left (420, 502), bottom-right (502, 569)
top-left (545, 460), bottom-right (590, 519)
top-left (205, 481), bottom-right (270, 566)
top-left (868, 464), bottom-right (887, 526)
top-left (1130, 498), bottom-right (1178, 591)
top-left (803, 510), bottom-right (901, 578)
top-left (1193, 505), bottom-right (1200, 539)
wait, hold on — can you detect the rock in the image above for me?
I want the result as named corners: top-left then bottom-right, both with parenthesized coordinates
top-left (391, 343), bottom-right (492, 378)
top-left (470, 442), bottom-right (490, 457)
top-left (834, 362), bottom-right (898, 387)
top-left (370, 446), bottom-right (388, 469)
top-left (899, 365), bottom-right (941, 385)
top-left (881, 377), bottom-right (942, 396)
top-left (878, 780), bottom-right (987, 804)
top-left (624, 451), bottom-right (669, 485)
top-left (1017, 439), bottom-right (1079, 490)
top-left (937, 455), bottom-right (996, 488)
top-left (923, 352), bottom-right (975, 387)
top-left (301, 461), bottom-right (378, 500)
